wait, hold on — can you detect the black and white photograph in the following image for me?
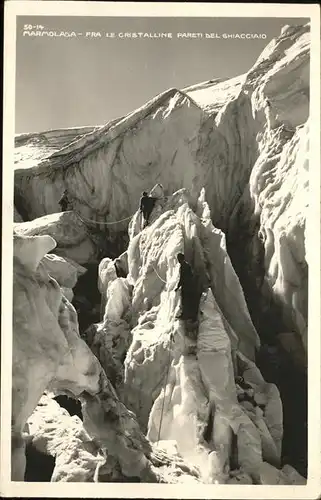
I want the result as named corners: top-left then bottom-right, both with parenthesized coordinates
top-left (1, 2), bottom-right (321, 498)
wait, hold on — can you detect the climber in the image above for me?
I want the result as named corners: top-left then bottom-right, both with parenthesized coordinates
top-left (175, 253), bottom-right (198, 321)
top-left (58, 189), bottom-right (72, 212)
top-left (139, 191), bottom-right (156, 228)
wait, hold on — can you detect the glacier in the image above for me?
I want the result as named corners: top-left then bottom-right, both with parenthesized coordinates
top-left (11, 22), bottom-right (309, 484)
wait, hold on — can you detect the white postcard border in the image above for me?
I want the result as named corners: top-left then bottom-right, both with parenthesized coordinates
top-left (2, 2), bottom-right (320, 498)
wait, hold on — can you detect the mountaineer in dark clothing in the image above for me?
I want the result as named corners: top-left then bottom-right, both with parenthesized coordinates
top-left (58, 189), bottom-right (71, 212)
top-left (175, 253), bottom-right (198, 321)
top-left (139, 191), bottom-right (156, 228)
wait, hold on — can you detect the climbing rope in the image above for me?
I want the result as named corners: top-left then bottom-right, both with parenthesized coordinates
top-left (74, 209), bottom-right (134, 226)
top-left (151, 263), bottom-right (168, 285)
top-left (157, 333), bottom-right (173, 444)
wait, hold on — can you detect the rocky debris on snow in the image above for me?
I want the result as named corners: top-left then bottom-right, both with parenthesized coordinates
top-left (88, 187), bottom-right (296, 484)
top-left (14, 24), bottom-right (310, 356)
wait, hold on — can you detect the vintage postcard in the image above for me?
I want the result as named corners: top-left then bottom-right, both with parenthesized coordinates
top-left (1, 1), bottom-right (320, 498)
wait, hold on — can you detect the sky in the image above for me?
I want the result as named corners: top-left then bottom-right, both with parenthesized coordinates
top-left (15, 16), bottom-right (309, 134)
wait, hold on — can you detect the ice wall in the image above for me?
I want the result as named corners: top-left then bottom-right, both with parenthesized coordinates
top-left (14, 23), bottom-right (310, 350)
top-left (91, 188), bottom-right (305, 484)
